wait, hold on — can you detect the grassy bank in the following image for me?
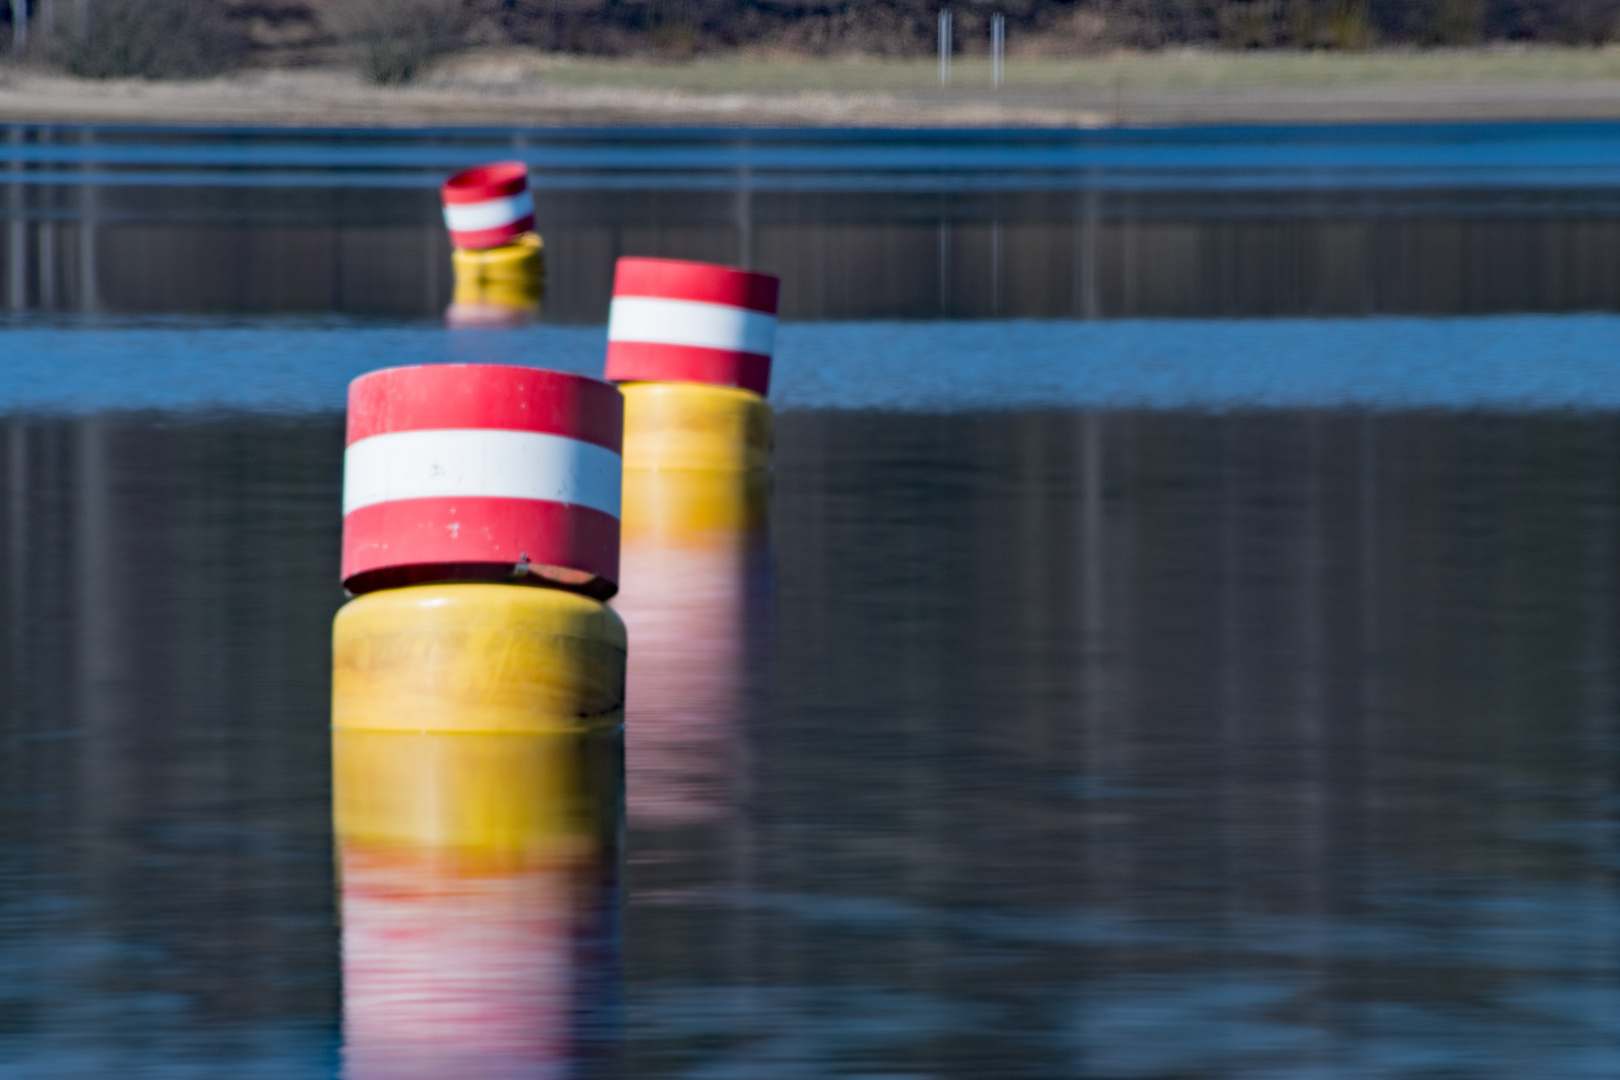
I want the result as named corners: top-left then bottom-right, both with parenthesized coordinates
top-left (485, 44), bottom-right (1620, 94)
top-left (10, 45), bottom-right (1620, 127)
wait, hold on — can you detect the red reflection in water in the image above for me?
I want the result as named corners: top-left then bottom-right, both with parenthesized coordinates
top-left (345, 850), bottom-right (547, 1078)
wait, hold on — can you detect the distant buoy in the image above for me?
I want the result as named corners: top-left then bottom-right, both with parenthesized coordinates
top-left (441, 161), bottom-right (536, 251)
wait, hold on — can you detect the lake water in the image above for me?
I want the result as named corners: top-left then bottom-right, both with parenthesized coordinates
top-left (4, 122), bottom-right (1620, 1078)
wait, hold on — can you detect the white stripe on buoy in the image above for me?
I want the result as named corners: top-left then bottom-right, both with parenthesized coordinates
top-left (606, 296), bottom-right (777, 356)
top-left (441, 191), bottom-right (535, 234)
top-left (343, 428), bottom-right (622, 519)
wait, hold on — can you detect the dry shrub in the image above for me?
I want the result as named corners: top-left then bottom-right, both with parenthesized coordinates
top-left (1013, 5), bottom-right (1161, 53)
top-left (755, 6), bottom-right (932, 57)
top-left (1217, 0), bottom-right (1284, 46)
top-left (324, 0), bottom-right (466, 84)
top-left (50, 0), bottom-right (243, 78)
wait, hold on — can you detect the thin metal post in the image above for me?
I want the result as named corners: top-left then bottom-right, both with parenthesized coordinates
top-left (990, 210), bottom-right (1001, 317)
top-left (735, 164), bottom-right (753, 270)
top-left (78, 127), bottom-right (95, 315)
top-left (938, 10), bottom-right (951, 87)
top-left (8, 126), bottom-right (24, 313)
top-left (992, 13), bottom-right (1004, 89)
top-left (37, 215), bottom-right (52, 310)
top-left (1076, 186), bottom-right (1099, 319)
top-left (9, 0), bottom-right (26, 54)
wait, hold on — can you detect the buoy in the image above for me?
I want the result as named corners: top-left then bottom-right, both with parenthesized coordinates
top-left (441, 161), bottom-right (535, 252)
top-left (605, 257), bottom-right (779, 473)
top-left (341, 363), bottom-right (623, 599)
top-left (441, 162), bottom-right (544, 327)
top-left (331, 362), bottom-right (628, 1078)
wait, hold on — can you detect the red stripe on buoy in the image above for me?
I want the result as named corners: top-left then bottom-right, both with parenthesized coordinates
top-left (347, 364), bottom-right (622, 451)
top-left (604, 341), bottom-right (772, 397)
top-left (341, 498), bottom-right (620, 595)
top-left (612, 257), bottom-right (779, 314)
top-left (441, 161), bottom-right (529, 205)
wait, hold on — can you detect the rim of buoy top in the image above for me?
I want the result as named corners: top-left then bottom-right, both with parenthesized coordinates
top-left (441, 161), bottom-right (536, 252)
top-left (341, 363), bottom-right (624, 600)
top-left (605, 256), bottom-right (780, 397)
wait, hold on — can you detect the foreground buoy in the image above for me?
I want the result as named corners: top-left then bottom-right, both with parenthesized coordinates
top-left (332, 363), bottom-right (628, 1078)
top-left (605, 257), bottom-right (779, 472)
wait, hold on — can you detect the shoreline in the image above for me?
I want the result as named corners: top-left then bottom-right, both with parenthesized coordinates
top-left (7, 51), bottom-right (1620, 128)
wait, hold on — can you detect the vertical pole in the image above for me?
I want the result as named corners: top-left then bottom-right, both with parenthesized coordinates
top-left (992, 13), bottom-right (1004, 89)
top-left (8, 420), bottom-right (26, 687)
top-left (37, 131), bottom-right (53, 312)
top-left (37, 216), bottom-right (52, 310)
top-left (422, 220), bottom-right (438, 317)
top-left (8, 126), bottom-right (24, 313)
top-left (988, 191), bottom-right (1001, 318)
top-left (10, 0), bottom-right (26, 54)
top-left (1076, 186), bottom-right (1099, 319)
top-left (938, 9), bottom-right (950, 88)
top-left (77, 127), bottom-right (95, 315)
top-left (735, 164), bottom-right (753, 270)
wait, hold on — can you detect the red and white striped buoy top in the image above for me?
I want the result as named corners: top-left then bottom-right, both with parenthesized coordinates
top-left (604, 257), bottom-right (780, 397)
top-left (341, 364), bottom-right (624, 599)
top-left (441, 161), bottom-right (536, 251)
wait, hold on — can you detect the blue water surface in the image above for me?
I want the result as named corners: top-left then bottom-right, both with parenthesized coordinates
top-left (4, 313), bottom-right (1616, 414)
top-left (13, 122), bottom-right (1620, 192)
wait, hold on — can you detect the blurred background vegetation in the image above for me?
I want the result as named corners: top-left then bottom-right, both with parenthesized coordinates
top-left (6, 0), bottom-right (1620, 82)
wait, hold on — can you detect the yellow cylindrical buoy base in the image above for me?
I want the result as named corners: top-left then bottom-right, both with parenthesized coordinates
top-left (334, 728), bottom-right (621, 860)
top-left (621, 467), bottom-right (771, 546)
top-left (621, 382), bottom-right (772, 472)
top-left (447, 232), bottom-right (544, 326)
top-left (332, 582), bottom-right (626, 736)
top-left (332, 581), bottom-right (625, 1078)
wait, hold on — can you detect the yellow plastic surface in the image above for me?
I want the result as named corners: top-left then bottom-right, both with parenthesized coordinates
top-left (621, 467), bottom-right (770, 544)
top-left (333, 728), bottom-right (621, 859)
top-left (332, 583), bottom-right (626, 735)
top-left (450, 231), bottom-right (544, 311)
top-left (621, 382), bottom-right (772, 472)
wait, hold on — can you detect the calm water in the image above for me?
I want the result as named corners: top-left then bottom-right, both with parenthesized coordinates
top-left (4, 123), bottom-right (1620, 1078)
